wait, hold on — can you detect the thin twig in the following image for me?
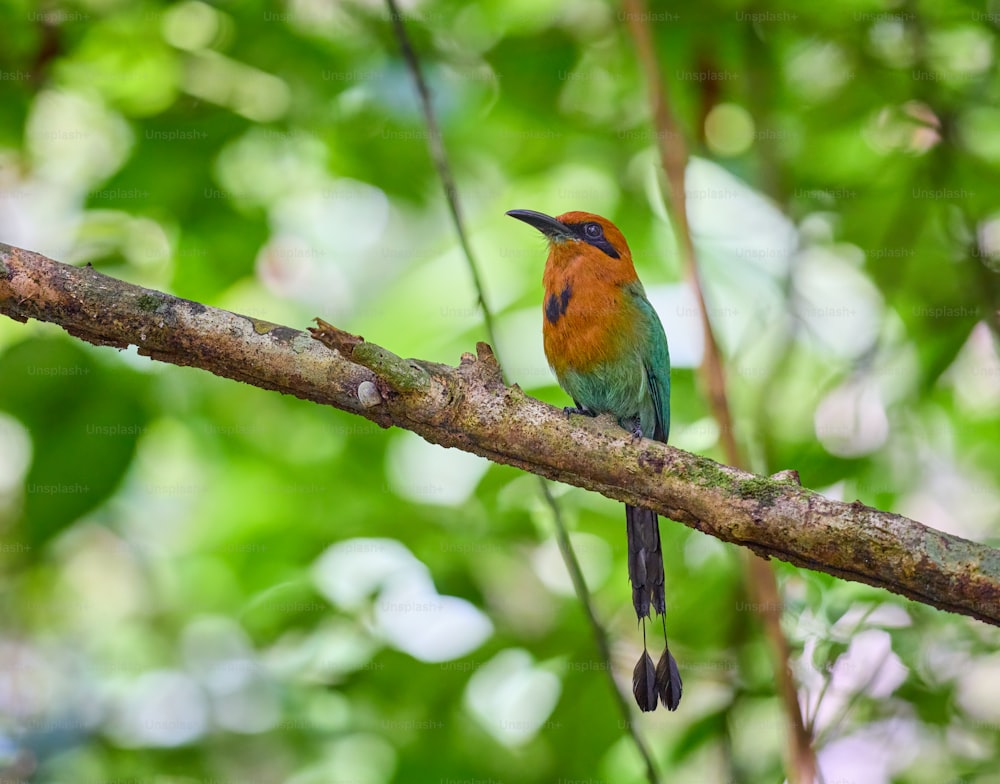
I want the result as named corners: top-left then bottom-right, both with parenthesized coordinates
top-left (383, 0), bottom-right (497, 346)
top-left (621, 0), bottom-right (817, 781)
top-left (541, 483), bottom-right (661, 783)
top-left (805, 604), bottom-right (878, 737)
top-left (384, 4), bottom-right (661, 780)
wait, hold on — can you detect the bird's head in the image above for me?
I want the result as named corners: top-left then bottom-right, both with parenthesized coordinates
top-left (506, 209), bottom-right (635, 271)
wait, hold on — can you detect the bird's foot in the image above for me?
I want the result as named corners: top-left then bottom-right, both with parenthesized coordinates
top-left (563, 405), bottom-right (596, 418)
top-left (619, 415), bottom-right (643, 442)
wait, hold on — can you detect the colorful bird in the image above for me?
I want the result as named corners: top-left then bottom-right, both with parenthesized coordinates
top-left (506, 208), bottom-right (681, 712)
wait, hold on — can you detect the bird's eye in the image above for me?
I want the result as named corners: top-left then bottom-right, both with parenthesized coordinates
top-left (584, 222), bottom-right (602, 238)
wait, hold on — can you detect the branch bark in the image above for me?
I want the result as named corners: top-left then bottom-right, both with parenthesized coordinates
top-left (3, 242), bottom-right (999, 625)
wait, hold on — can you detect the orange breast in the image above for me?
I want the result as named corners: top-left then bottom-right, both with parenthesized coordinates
top-left (542, 260), bottom-right (634, 378)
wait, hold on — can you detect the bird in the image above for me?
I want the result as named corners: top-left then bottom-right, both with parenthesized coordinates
top-left (506, 208), bottom-right (682, 712)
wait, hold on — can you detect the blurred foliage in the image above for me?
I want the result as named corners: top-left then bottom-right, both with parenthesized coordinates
top-left (1, 0), bottom-right (999, 782)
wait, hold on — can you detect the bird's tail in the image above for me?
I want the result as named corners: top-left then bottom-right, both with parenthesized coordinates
top-left (626, 504), bottom-right (682, 711)
top-left (625, 504), bottom-right (665, 619)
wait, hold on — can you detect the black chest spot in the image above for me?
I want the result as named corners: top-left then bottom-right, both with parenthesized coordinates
top-left (546, 284), bottom-right (572, 325)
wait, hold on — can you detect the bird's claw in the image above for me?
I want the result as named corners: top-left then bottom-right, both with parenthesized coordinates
top-left (563, 405), bottom-right (596, 418)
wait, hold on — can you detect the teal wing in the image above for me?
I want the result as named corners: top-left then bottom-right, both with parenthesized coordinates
top-left (633, 291), bottom-right (671, 444)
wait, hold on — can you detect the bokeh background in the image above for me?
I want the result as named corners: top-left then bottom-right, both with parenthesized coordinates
top-left (2, 0), bottom-right (1000, 782)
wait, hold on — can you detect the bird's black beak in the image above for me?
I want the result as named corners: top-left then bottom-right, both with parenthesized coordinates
top-left (506, 209), bottom-right (573, 242)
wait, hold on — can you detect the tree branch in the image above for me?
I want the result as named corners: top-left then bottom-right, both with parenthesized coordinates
top-left (3, 242), bottom-right (1000, 626)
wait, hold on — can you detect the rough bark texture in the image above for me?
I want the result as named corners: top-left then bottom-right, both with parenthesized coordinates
top-left (3, 242), bottom-right (999, 625)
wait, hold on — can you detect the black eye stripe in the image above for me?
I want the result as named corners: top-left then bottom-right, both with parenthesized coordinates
top-left (566, 222), bottom-right (621, 259)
